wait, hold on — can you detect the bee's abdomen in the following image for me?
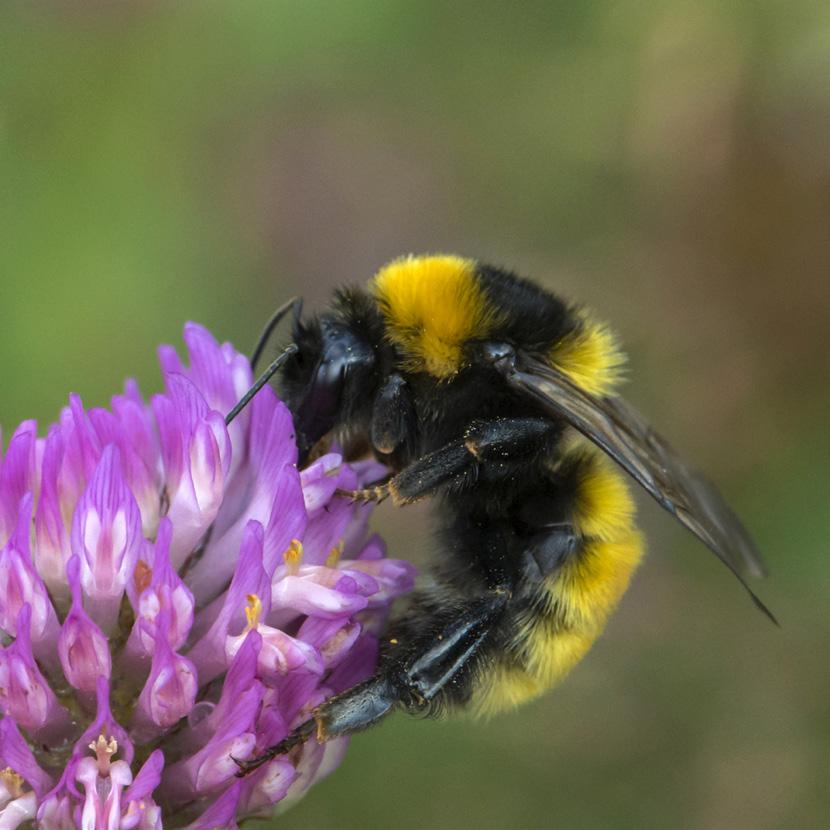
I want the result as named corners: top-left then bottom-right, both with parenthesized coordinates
top-left (470, 441), bottom-right (645, 717)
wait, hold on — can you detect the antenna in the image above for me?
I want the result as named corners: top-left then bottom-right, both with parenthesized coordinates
top-left (250, 296), bottom-right (302, 372)
top-left (225, 343), bottom-right (299, 425)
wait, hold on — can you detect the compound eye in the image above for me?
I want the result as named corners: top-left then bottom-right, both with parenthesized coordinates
top-left (296, 321), bottom-right (375, 445)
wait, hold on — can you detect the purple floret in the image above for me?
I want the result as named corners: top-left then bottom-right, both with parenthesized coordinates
top-left (0, 323), bottom-right (415, 828)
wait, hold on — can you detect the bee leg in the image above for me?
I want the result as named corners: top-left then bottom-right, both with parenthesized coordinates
top-left (315, 591), bottom-right (510, 729)
top-left (385, 588), bottom-right (511, 709)
top-left (370, 372), bottom-right (418, 456)
top-left (394, 417), bottom-right (562, 505)
top-left (337, 417), bottom-right (558, 506)
top-left (335, 481), bottom-right (392, 504)
top-left (235, 590), bottom-right (509, 776)
top-left (231, 719), bottom-right (317, 775)
top-left (462, 417), bottom-right (559, 462)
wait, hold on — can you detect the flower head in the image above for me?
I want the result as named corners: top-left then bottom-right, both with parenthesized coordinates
top-left (0, 323), bottom-right (415, 828)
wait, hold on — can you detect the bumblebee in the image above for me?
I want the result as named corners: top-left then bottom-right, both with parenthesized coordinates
top-left (234, 254), bottom-right (773, 774)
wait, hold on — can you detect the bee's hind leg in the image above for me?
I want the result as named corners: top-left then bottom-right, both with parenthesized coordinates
top-left (235, 589), bottom-right (510, 776)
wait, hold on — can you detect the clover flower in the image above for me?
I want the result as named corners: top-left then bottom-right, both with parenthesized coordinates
top-left (0, 323), bottom-right (415, 828)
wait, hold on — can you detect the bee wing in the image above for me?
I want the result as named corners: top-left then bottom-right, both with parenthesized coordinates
top-left (499, 352), bottom-right (775, 623)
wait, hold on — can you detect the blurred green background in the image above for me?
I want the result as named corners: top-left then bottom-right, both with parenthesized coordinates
top-left (2, 2), bottom-right (828, 828)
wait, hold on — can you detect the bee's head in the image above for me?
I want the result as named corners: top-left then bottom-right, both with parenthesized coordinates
top-left (281, 310), bottom-right (378, 456)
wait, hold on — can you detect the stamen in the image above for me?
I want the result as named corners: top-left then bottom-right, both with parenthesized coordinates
top-left (133, 560), bottom-right (153, 595)
top-left (1, 767), bottom-right (25, 799)
top-left (325, 542), bottom-right (344, 568)
top-left (244, 594), bottom-right (263, 630)
top-left (89, 734), bottom-right (118, 776)
top-left (283, 540), bottom-right (303, 575)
